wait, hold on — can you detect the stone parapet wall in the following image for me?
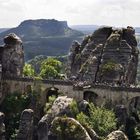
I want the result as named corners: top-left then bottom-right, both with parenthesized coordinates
top-left (0, 78), bottom-right (140, 107)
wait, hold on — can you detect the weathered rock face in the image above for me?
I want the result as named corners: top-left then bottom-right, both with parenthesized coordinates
top-left (105, 130), bottom-right (128, 140)
top-left (0, 33), bottom-right (24, 78)
top-left (38, 96), bottom-right (73, 140)
top-left (50, 117), bottom-right (92, 140)
top-left (67, 26), bottom-right (139, 85)
top-left (0, 112), bottom-right (5, 140)
top-left (17, 109), bottom-right (34, 140)
top-left (38, 96), bottom-right (99, 140)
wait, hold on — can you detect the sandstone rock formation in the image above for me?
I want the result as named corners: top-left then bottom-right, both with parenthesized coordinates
top-left (0, 33), bottom-right (24, 78)
top-left (38, 96), bottom-right (73, 140)
top-left (38, 96), bottom-right (99, 140)
top-left (50, 117), bottom-right (92, 140)
top-left (17, 109), bottom-right (34, 140)
top-left (78, 100), bottom-right (90, 115)
top-left (105, 130), bottom-right (128, 140)
top-left (67, 26), bottom-right (139, 85)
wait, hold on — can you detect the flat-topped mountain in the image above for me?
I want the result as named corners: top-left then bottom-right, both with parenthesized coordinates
top-left (0, 19), bottom-right (83, 60)
top-left (0, 19), bottom-right (83, 39)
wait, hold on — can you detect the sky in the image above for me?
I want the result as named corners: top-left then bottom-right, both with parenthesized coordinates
top-left (0, 0), bottom-right (140, 28)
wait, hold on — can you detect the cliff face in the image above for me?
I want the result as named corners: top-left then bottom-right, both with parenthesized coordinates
top-left (67, 26), bottom-right (139, 85)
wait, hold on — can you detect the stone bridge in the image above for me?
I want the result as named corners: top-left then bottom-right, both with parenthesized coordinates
top-left (1, 77), bottom-right (140, 110)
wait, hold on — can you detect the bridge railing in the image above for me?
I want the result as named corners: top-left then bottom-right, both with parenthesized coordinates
top-left (2, 77), bottom-right (140, 92)
top-left (2, 77), bottom-right (73, 86)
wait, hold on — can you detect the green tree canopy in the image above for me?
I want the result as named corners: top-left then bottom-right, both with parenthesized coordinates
top-left (23, 63), bottom-right (35, 77)
top-left (40, 58), bottom-right (62, 79)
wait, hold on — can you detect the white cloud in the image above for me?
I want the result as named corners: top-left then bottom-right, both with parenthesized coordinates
top-left (0, 0), bottom-right (140, 27)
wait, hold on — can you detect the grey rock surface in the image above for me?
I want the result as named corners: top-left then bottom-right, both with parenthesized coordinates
top-left (50, 117), bottom-right (92, 140)
top-left (17, 109), bottom-right (34, 140)
top-left (67, 26), bottom-right (139, 85)
top-left (38, 96), bottom-right (73, 140)
top-left (105, 130), bottom-right (128, 140)
top-left (1, 33), bottom-right (24, 78)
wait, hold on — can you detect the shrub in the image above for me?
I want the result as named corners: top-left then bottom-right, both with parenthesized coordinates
top-left (44, 95), bottom-right (57, 114)
top-left (23, 63), bottom-right (35, 77)
top-left (101, 60), bottom-right (116, 75)
top-left (88, 103), bottom-right (117, 137)
top-left (1, 92), bottom-right (37, 139)
top-left (69, 100), bottom-right (79, 118)
top-left (76, 112), bottom-right (89, 127)
top-left (40, 58), bottom-right (62, 79)
top-left (51, 116), bottom-right (88, 140)
top-left (2, 92), bottom-right (30, 139)
top-left (72, 100), bottom-right (117, 138)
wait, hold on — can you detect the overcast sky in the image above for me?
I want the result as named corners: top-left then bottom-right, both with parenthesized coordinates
top-left (0, 0), bottom-right (140, 28)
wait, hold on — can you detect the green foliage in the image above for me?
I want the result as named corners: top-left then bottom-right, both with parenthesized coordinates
top-left (135, 127), bottom-right (140, 140)
top-left (27, 55), bottom-right (48, 73)
top-left (28, 55), bottom-right (67, 77)
top-left (88, 103), bottom-right (117, 137)
top-left (69, 100), bottom-right (79, 117)
top-left (41, 58), bottom-right (62, 72)
top-left (1, 92), bottom-right (38, 139)
top-left (44, 95), bottom-right (57, 114)
top-left (75, 102), bottom-right (116, 138)
top-left (23, 63), bottom-right (35, 77)
top-left (40, 58), bottom-right (62, 79)
top-left (40, 65), bottom-right (59, 79)
top-left (68, 100), bottom-right (116, 138)
top-left (101, 60), bottom-right (116, 75)
top-left (51, 117), bottom-right (87, 140)
top-left (126, 126), bottom-right (140, 140)
top-left (1, 91), bottom-right (39, 140)
top-left (76, 112), bottom-right (89, 127)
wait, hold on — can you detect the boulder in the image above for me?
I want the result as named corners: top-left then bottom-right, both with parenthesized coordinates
top-left (78, 100), bottom-right (90, 115)
top-left (38, 96), bottom-right (73, 140)
top-left (105, 130), bottom-right (128, 140)
top-left (50, 117), bottom-right (92, 140)
top-left (83, 125), bottom-right (100, 140)
top-left (17, 109), bottom-right (34, 140)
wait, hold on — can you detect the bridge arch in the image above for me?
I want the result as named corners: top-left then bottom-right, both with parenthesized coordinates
top-left (83, 90), bottom-right (98, 103)
top-left (44, 87), bottom-right (59, 102)
top-left (128, 96), bottom-right (140, 112)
